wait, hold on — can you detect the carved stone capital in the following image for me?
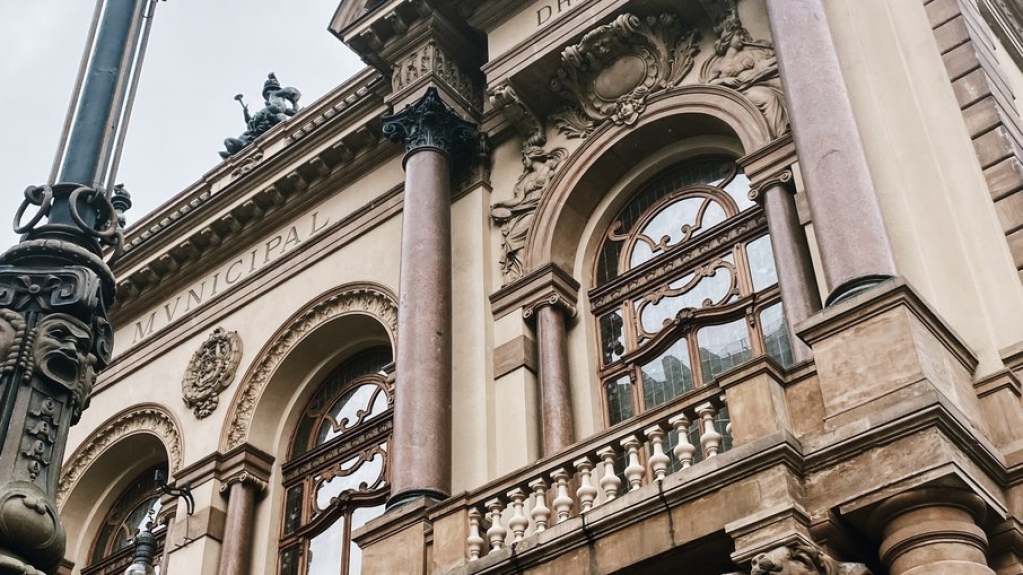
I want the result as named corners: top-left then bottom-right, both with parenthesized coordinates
top-left (382, 87), bottom-right (477, 159)
top-left (738, 134), bottom-right (798, 201)
top-left (522, 292), bottom-right (577, 321)
top-left (219, 471), bottom-right (268, 497)
top-left (182, 327), bottom-right (243, 420)
top-left (747, 169), bottom-right (793, 203)
top-left (490, 263), bottom-right (580, 321)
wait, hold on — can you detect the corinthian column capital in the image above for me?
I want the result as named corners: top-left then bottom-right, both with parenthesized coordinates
top-left (382, 87), bottom-right (477, 161)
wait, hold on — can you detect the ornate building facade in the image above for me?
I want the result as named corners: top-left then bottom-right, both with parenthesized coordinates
top-left (55, 0), bottom-right (1023, 574)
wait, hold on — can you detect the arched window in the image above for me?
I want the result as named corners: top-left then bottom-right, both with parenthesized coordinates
top-left (278, 347), bottom-right (393, 575)
top-left (590, 157), bottom-right (792, 426)
top-left (84, 463), bottom-right (167, 575)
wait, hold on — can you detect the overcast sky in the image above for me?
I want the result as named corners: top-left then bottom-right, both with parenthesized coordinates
top-left (0, 0), bottom-right (365, 249)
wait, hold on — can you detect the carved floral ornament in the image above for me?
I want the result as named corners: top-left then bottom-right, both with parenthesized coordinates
top-left (182, 327), bottom-right (243, 419)
top-left (56, 406), bottom-right (183, 509)
top-left (223, 285), bottom-right (398, 450)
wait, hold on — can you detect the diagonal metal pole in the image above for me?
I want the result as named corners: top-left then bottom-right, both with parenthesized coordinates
top-left (0, 1), bottom-right (157, 573)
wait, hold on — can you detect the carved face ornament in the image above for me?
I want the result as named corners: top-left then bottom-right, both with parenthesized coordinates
top-left (33, 314), bottom-right (92, 391)
top-left (751, 546), bottom-right (828, 575)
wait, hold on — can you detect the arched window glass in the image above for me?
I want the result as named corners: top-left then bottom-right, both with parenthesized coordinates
top-left (85, 463), bottom-right (166, 575)
top-left (278, 347), bottom-right (393, 575)
top-left (591, 157), bottom-right (792, 426)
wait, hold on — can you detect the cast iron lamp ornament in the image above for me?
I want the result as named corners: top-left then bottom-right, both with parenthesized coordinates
top-left (0, 0), bottom-right (154, 573)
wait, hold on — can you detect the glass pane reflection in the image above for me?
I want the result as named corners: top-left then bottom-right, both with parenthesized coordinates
top-left (348, 504), bottom-right (386, 575)
top-left (746, 235), bottom-right (778, 291)
top-left (697, 319), bottom-right (752, 381)
top-left (315, 451), bottom-right (385, 511)
top-left (640, 338), bottom-right (694, 409)
top-left (599, 310), bottom-right (626, 364)
top-left (606, 375), bottom-right (634, 426)
top-left (307, 517), bottom-right (344, 575)
top-left (761, 303), bottom-right (794, 368)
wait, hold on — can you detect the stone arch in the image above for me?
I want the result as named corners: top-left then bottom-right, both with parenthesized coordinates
top-left (525, 85), bottom-right (774, 276)
top-left (58, 404), bottom-right (181, 571)
top-left (58, 403), bottom-right (183, 509)
top-left (220, 282), bottom-right (398, 452)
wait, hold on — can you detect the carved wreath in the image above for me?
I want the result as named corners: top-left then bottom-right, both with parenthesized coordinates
top-left (182, 327), bottom-right (242, 419)
top-left (550, 13), bottom-right (700, 137)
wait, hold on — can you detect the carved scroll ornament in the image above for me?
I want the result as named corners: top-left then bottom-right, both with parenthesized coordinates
top-left (550, 13), bottom-right (700, 138)
top-left (182, 327), bottom-right (243, 419)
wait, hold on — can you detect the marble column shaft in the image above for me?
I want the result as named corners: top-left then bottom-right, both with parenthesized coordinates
top-left (535, 303), bottom-right (574, 456)
top-left (759, 179), bottom-right (821, 363)
top-left (393, 146), bottom-right (454, 502)
top-left (764, 0), bottom-right (896, 304)
top-left (382, 87), bottom-right (476, 506)
top-left (219, 478), bottom-right (261, 575)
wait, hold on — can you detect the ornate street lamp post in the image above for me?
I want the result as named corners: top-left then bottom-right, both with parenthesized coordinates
top-left (0, 1), bottom-right (155, 573)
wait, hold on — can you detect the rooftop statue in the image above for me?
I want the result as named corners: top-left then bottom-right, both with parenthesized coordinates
top-left (220, 73), bottom-right (301, 158)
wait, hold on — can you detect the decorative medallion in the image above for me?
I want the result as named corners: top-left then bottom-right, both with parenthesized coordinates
top-left (182, 327), bottom-right (243, 419)
top-left (550, 13), bottom-right (700, 138)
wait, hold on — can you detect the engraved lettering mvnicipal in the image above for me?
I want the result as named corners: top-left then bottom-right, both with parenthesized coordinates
top-left (129, 210), bottom-right (330, 346)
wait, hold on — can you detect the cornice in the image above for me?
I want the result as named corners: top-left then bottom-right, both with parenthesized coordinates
top-left (489, 263), bottom-right (580, 320)
top-left (108, 72), bottom-right (392, 322)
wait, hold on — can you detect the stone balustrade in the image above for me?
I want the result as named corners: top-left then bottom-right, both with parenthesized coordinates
top-left (463, 393), bottom-right (732, 560)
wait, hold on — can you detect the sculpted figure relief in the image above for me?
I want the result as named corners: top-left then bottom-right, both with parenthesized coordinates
top-left (221, 73), bottom-right (302, 158)
top-left (740, 544), bottom-right (872, 575)
top-left (490, 146), bottom-right (568, 282)
top-left (32, 314), bottom-right (95, 422)
top-left (700, 9), bottom-right (789, 138)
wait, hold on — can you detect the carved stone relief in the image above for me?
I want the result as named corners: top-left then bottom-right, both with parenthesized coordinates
top-left (726, 544), bottom-right (872, 575)
top-left (56, 406), bottom-right (183, 509)
top-left (491, 146), bottom-right (568, 283)
top-left (182, 327), bottom-right (243, 419)
top-left (223, 285), bottom-right (398, 450)
top-left (392, 41), bottom-right (482, 111)
top-left (550, 13), bottom-right (700, 138)
top-left (700, 8), bottom-right (789, 138)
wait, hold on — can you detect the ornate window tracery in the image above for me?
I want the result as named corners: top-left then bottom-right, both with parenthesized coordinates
top-left (278, 347), bottom-right (393, 575)
top-left (590, 157), bottom-right (793, 426)
top-left (84, 463), bottom-right (167, 575)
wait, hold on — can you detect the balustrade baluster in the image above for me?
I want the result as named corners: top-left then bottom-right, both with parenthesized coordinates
top-left (528, 478), bottom-right (551, 532)
top-left (467, 507), bottom-right (486, 560)
top-left (551, 468), bottom-right (574, 523)
top-left (697, 403), bottom-right (722, 458)
top-left (668, 414), bottom-right (695, 468)
top-left (596, 446), bottom-right (621, 502)
top-left (620, 435), bottom-right (645, 490)
top-left (485, 498), bottom-right (507, 551)
top-left (573, 457), bottom-right (598, 513)
top-left (507, 488), bottom-right (529, 543)
top-left (644, 425), bottom-right (670, 481)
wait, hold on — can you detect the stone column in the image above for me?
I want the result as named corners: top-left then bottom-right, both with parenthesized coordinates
top-left (764, 0), bottom-right (897, 305)
top-left (752, 172), bottom-right (821, 363)
top-left (524, 296), bottom-right (576, 456)
top-left (870, 488), bottom-right (994, 575)
top-left (218, 473), bottom-right (266, 575)
top-left (382, 87), bottom-right (476, 507)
